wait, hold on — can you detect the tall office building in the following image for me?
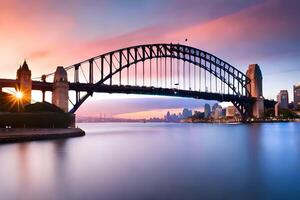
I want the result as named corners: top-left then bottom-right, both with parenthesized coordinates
top-left (277, 90), bottom-right (289, 109)
top-left (204, 104), bottom-right (211, 118)
top-left (294, 84), bottom-right (300, 109)
top-left (182, 108), bottom-right (193, 119)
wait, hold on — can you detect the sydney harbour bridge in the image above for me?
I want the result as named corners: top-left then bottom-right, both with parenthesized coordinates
top-left (0, 43), bottom-right (275, 118)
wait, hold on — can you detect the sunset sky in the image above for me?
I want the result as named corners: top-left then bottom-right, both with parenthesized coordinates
top-left (1, 0), bottom-right (300, 118)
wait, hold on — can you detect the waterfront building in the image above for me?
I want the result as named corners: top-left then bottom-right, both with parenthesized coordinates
top-left (294, 84), bottom-right (300, 109)
top-left (222, 108), bottom-right (227, 117)
top-left (204, 104), bottom-right (211, 118)
top-left (213, 105), bottom-right (223, 119)
top-left (164, 111), bottom-right (181, 122)
top-left (164, 108), bottom-right (193, 122)
top-left (211, 103), bottom-right (219, 116)
top-left (275, 102), bottom-right (280, 117)
top-left (165, 111), bottom-right (171, 121)
top-left (182, 108), bottom-right (193, 119)
top-left (226, 106), bottom-right (236, 117)
top-left (193, 111), bottom-right (205, 119)
top-left (277, 90), bottom-right (289, 109)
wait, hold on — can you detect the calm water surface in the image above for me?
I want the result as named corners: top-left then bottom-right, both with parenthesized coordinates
top-left (0, 123), bottom-right (300, 200)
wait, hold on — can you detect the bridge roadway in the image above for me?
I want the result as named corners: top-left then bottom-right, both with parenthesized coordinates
top-left (0, 78), bottom-right (254, 103)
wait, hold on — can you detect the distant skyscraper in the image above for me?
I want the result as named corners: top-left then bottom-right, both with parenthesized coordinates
top-left (182, 108), bottom-right (192, 119)
top-left (212, 104), bottom-right (223, 119)
top-left (164, 111), bottom-right (183, 122)
top-left (212, 103), bottom-right (219, 114)
top-left (294, 84), bottom-right (300, 109)
top-left (204, 104), bottom-right (211, 118)
top-left (277, 90), bottom-right (289, 109)
top-left (165, 111), bottom-right (171, 121)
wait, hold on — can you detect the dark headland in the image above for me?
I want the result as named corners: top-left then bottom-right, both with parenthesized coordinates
top-left (0, 97), bottom-right (85, 143)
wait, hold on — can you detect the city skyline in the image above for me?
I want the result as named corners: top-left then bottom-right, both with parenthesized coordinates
top-left (1, 0), bottom-right (300, 117)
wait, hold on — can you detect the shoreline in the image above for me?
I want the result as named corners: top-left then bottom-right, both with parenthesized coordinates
top-left (0, 128), bottom-right (85, 144)
top-left (185, 119), bottom-right (300, 124)
top-left (76, 119), bottom-right (300, 124)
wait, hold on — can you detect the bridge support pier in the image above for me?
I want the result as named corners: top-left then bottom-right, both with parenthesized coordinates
top-left (246, 64), bottom-right (264, 118)
top-left (52, 67), bottom-right (69, 112)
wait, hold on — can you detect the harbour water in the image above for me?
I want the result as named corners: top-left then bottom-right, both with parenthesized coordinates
top-left (0, 122), bottom-right (300, 200)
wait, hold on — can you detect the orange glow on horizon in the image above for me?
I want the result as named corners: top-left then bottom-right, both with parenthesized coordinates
top-left (114, 107), bottom-right (203, 120)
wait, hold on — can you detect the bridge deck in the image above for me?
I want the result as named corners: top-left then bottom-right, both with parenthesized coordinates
top-left (74, 84), bottom-right (254, 103)
top-left (0, 79), bottom-right (254, 103)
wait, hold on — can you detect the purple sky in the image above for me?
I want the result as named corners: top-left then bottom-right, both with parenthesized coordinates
top-left (1, 0), bottom-right (300, 117)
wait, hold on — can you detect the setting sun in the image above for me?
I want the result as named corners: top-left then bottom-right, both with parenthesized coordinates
top-left (15, 91), bottom-right (23, 99)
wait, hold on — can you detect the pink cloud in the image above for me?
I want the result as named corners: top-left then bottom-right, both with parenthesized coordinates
top-left (69, 24), bottom-right (176, 62)
top-left (169, 0), bottom-right (300, 60)
top-left (68, 0), bottom-right (300, 77)
top-left (0, 0), bottom-right (77, 77)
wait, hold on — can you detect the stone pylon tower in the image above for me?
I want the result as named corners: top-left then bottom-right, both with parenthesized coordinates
top-left (16, 60), bottom-right (32, 105)
top-left (52, 67), bottom-right (69, 112)
top-left (246, 64), bottom-right (264, 118)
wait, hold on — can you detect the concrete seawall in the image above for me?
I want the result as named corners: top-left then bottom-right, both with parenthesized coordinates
top-left (0, 128), bottom-right (85, 143)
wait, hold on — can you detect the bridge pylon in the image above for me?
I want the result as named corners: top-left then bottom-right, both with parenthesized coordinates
top-left (246, 64), bottom-right (264, 118)
top-left (16, 60), bottom-right (32, 105)
top-left (52, 67), bottom-right (69, 112)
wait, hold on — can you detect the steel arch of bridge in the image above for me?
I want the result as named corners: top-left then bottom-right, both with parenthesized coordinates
top-left (47, 43), bottom-right (252, 115)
